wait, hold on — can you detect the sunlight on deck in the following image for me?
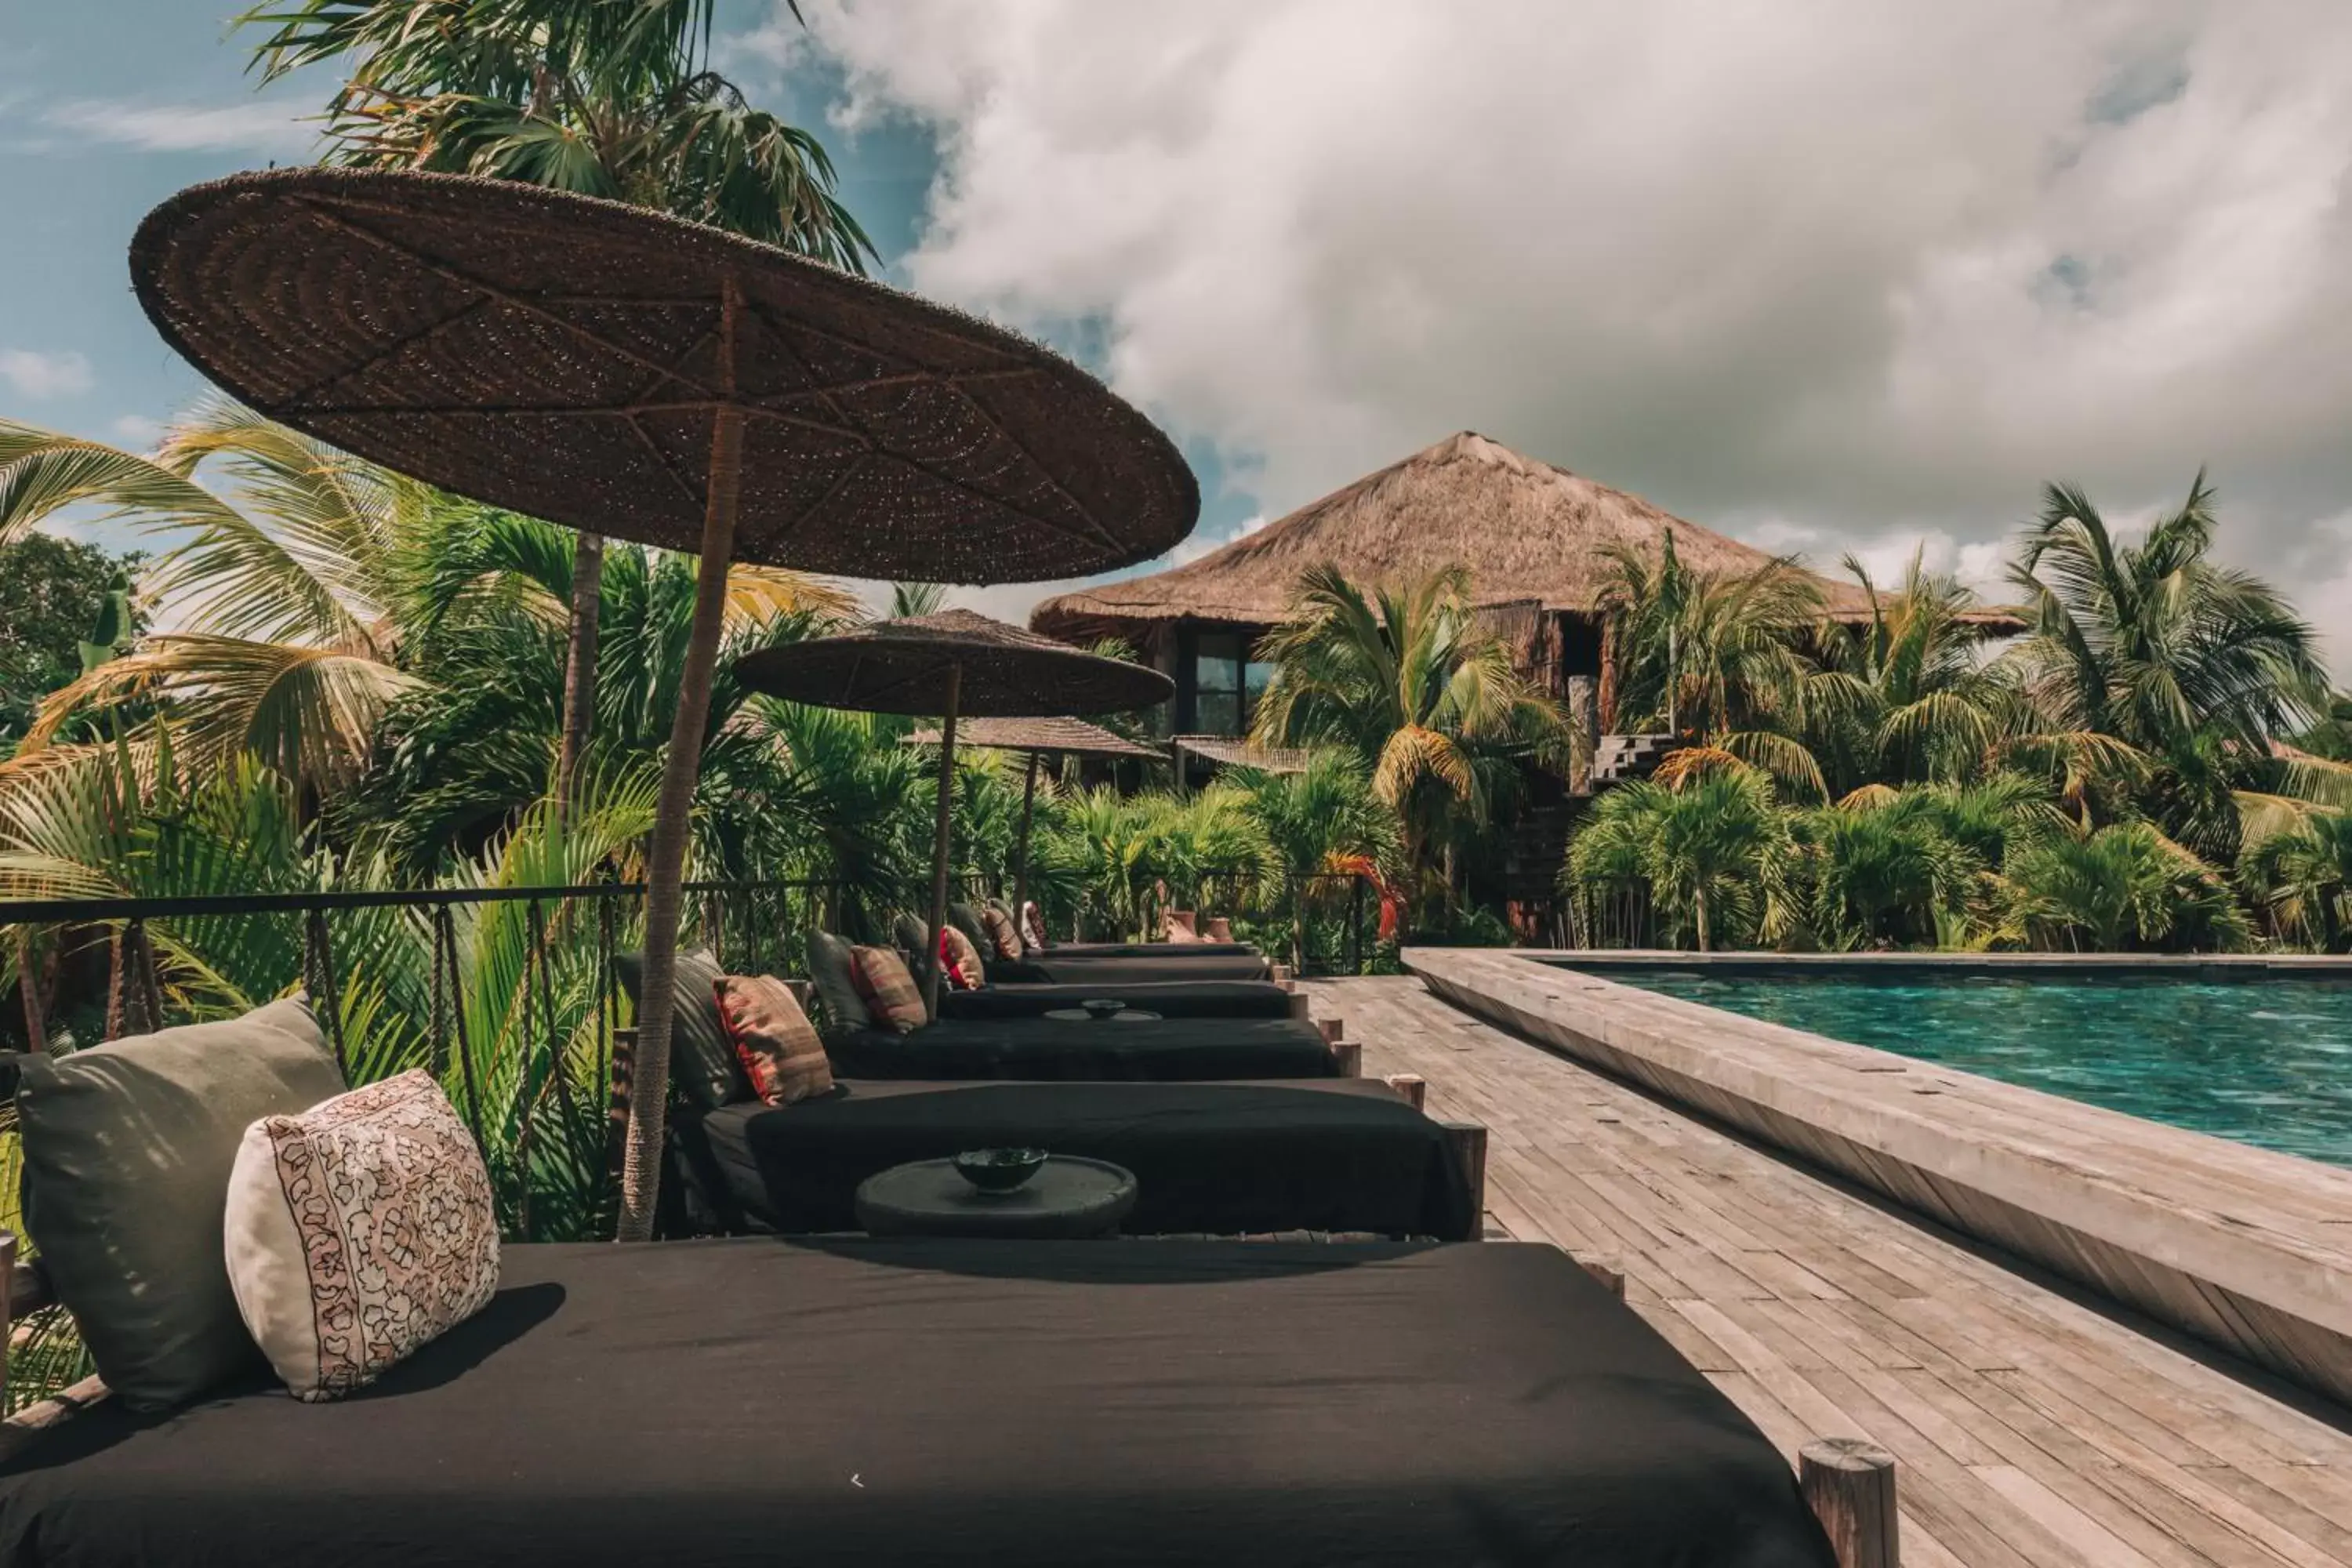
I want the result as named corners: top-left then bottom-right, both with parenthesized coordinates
top-left (1314, 975), bottom-right (2352, 1568)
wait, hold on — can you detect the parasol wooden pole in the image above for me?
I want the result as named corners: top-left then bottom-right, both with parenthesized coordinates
top-left (923, 663), bottom-right (963, 1017)
top-left (1012, 750), bottom-right (1040, 938)
top-left (617, 275), bottom-right (743, 1244)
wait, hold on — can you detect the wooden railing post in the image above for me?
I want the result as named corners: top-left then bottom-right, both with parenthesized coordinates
top-left (1800, 1439), bottom-right (1900, 1568)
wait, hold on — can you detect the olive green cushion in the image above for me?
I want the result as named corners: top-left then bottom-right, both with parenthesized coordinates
top-left (805, 930), bottom-right (870, 1034)
top-left (892, 912), bottom-right (930, 960)
top-left (946, 902), bottom-right (990, 953)
top-left (614, 949), bottom-right (743, 1111)
top-left (16, 996), bottom-right (347, 1410)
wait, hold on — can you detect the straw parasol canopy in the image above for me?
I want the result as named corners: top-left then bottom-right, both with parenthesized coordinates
top-left (130, 169), bottom-right (1198, 1241)
top-left (738, 610), bottom-right (1171, 1004)
top-left (130, 169), bottom-right (1196, 583)
top-left (738, 610), bottom-right (1171, 717)
top-left (903, 715), bottom-right (1159, 926)
top-left (1034, 431), bottom-right (2024, 639)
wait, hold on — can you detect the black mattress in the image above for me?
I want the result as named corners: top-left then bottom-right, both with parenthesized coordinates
top-left (677, 1078), bottom-right (1475, 1238)
top-left (940, 979), bottom-right (1294, 1020)
top-left (992, 949), bottom-right (1272, 985)
top-left (826, 1014), bottom-right (1334, 1080)
top-left (0, 1238), bottom-right (1835, 1568)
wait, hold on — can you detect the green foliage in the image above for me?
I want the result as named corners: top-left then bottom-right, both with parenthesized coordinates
top-left (2240, 811), bottom-right (2352, 951)
top-left (1566, 765), bottom-right (1796, 951)
top-left (1252, 563), bottom-right (1576, 925)
top-left (0, 744), bottom-right (660, 1245)
top-left (1798, 796), bottom-right (1979, 950)
top-left (0, 535), bottom-right (147, 746)
top-left (2008, 822), bottom-right (2250, 953)
top-left (240, 0), bottom-right (874, 269)
top-left (1595, 528), bottom-right (1822, 750)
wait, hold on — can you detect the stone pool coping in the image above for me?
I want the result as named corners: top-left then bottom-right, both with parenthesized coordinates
top-left (1545, 949), bottom-right (2352, 978)
top-left (1404, 946), bottom-right (2352, 1410)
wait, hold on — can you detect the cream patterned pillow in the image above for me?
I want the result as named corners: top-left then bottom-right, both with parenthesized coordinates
top-left (223, 1069), bottom-right (500, 1402)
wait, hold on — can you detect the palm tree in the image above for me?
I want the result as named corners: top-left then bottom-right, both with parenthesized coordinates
top-left (1250, 564), bottom-right (1576, 924)
top-left (0, 406), bottom-right (851, 844)
top-left (1807, 549), bottom-right (2017, 791)
top-left (1240, 753), bottom-right (1396, 966)
top-left (1562, 760), bottom-right (1796, 952)
top-left (242, 0), bottom-right (874, 812)
top-left (0, 404), bottom-right (423, 796)
top-left (1593, 529), bottom-right (1822, 748)
top-left (2241, 812), bottom-right (2352, 951)
top-left (1800, 796), bottom-right (1978, 949)
top-left (2006, 821), bottom-right (2249, 952)
top-left (2005, 474), bottom-right (2342, 860)
top-left (887, 582), bottom-right (947, 619)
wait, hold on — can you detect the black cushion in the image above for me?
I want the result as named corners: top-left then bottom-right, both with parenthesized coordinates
top-left (825, 1014), bottom-right (1334, 1081)
top-left (945, 901), bottom-right (990, 953)
top-left (939, 981), bottom-right (1293, 1020)
top-left (0, 1239), bottom-right (1834, 1567)
top-left (994, 952), bottom-right (1272, 986)
top-left (804, 930), bottom-right (869, 1033)
top-left (614, 949), bottom-right (742, 1110)
top-left (682, 1078), bottom-right (1475, 1239)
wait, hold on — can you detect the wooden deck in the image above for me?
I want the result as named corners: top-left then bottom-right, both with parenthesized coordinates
top-left (1313, 975), bottom-right (2352, 1568)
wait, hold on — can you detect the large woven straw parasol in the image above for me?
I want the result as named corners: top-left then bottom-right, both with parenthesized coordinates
top-left (904, 716), bottom-right (1159, 931)
top-left (736, 610), bottom-right (1171, 1007)
top-left (130, 169), bottom-right (1197, 1240)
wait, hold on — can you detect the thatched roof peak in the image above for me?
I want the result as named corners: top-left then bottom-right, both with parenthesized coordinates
top-left (1034, 431), bottom-right (2016, 639)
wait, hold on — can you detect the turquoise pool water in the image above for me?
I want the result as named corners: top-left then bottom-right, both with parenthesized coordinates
top-left (1578, 967), bottom-right (2352, 1167)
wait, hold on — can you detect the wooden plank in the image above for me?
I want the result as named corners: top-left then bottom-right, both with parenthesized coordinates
top-left (1317, 975), bottom-right (2352, 1568)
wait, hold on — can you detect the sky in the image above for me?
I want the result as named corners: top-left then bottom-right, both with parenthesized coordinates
top-left (5, 1), bottom-right (2351, 667)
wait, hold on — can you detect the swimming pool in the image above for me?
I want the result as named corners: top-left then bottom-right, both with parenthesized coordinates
top-left (1577, 965), bottom-right (2352, 1167)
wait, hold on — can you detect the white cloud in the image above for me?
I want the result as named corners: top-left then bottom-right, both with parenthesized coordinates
top-left (0, 348), bottom-right (93, 401)
top-left (109, 414), bottom-right (165, 448)
top-left (44, 98), bottom-right (317, 156)
top-left (794, 0), bottom-right (2352, 677)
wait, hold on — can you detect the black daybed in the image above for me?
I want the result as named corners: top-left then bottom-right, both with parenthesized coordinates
top-left (826, 1013), bottom-right (1341, 1081)
top-left (989, 946), bottom-right (1273, 986)
top-left (939, 978), bottom-right (1299, 1020)
top-left (673, 1077), bottom-right (1478, 1238)
top-left (0, 1237), bottom-right (1842, 1568)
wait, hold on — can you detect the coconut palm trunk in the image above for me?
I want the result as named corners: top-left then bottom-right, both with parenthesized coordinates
top-left (1011, 750), bottom-right (1040, 933)
top-left (923, 666), bottom-right (963, 1015)
top-left (554, 532), bottom-right (604, 812)
top-left (616, 281), bottom-right (742, 1244)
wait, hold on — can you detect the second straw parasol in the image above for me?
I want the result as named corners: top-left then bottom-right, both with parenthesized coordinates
top-left (904, 715), bottom-right (1160, 931)
top-left (735, 610), bottom-right (1173, 1011)
top-left (127, 169), bottom-right (1199, 1240)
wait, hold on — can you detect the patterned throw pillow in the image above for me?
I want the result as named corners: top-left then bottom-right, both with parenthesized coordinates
top-left (939, 924), bottom-right (985, 989)
top-left (713, 975), bottom-right (834, 1105)
top-left (1021, 900), bottom-right (1048, 952)
top-left (850, 944), bottom-right (928, 1033)
top-left (979, 902), bottom-right (1024, 960)
top-left (223, 1069), bottom-right (499, 1403)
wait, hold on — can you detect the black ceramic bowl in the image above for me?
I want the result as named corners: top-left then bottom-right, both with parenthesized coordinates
top-left (953, 1147), bottom-right (1049, 1193)
top-left (1081, 998), bottom-right (1126, 1019)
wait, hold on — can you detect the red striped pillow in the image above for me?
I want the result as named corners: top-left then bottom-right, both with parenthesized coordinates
top-left (849, 945), bottom-right (927, 1033)
top-left (939, 924), bottom-right (985, 989)
top-left (712, 975), bottom-right (833, 1106)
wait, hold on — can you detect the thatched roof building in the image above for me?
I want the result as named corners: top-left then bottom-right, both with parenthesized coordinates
top-left (1033, 431), bottom-right (2020, 751)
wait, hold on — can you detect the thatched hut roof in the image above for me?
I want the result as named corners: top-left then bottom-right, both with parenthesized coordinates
top-left (1033, 431), bottom-right (2023, 638)
top-left (905, 715), bottom-right (1159, 760)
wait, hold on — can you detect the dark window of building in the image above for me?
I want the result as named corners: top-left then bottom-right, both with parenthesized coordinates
top-left (1194, 630), bottom-right (1243, 736)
